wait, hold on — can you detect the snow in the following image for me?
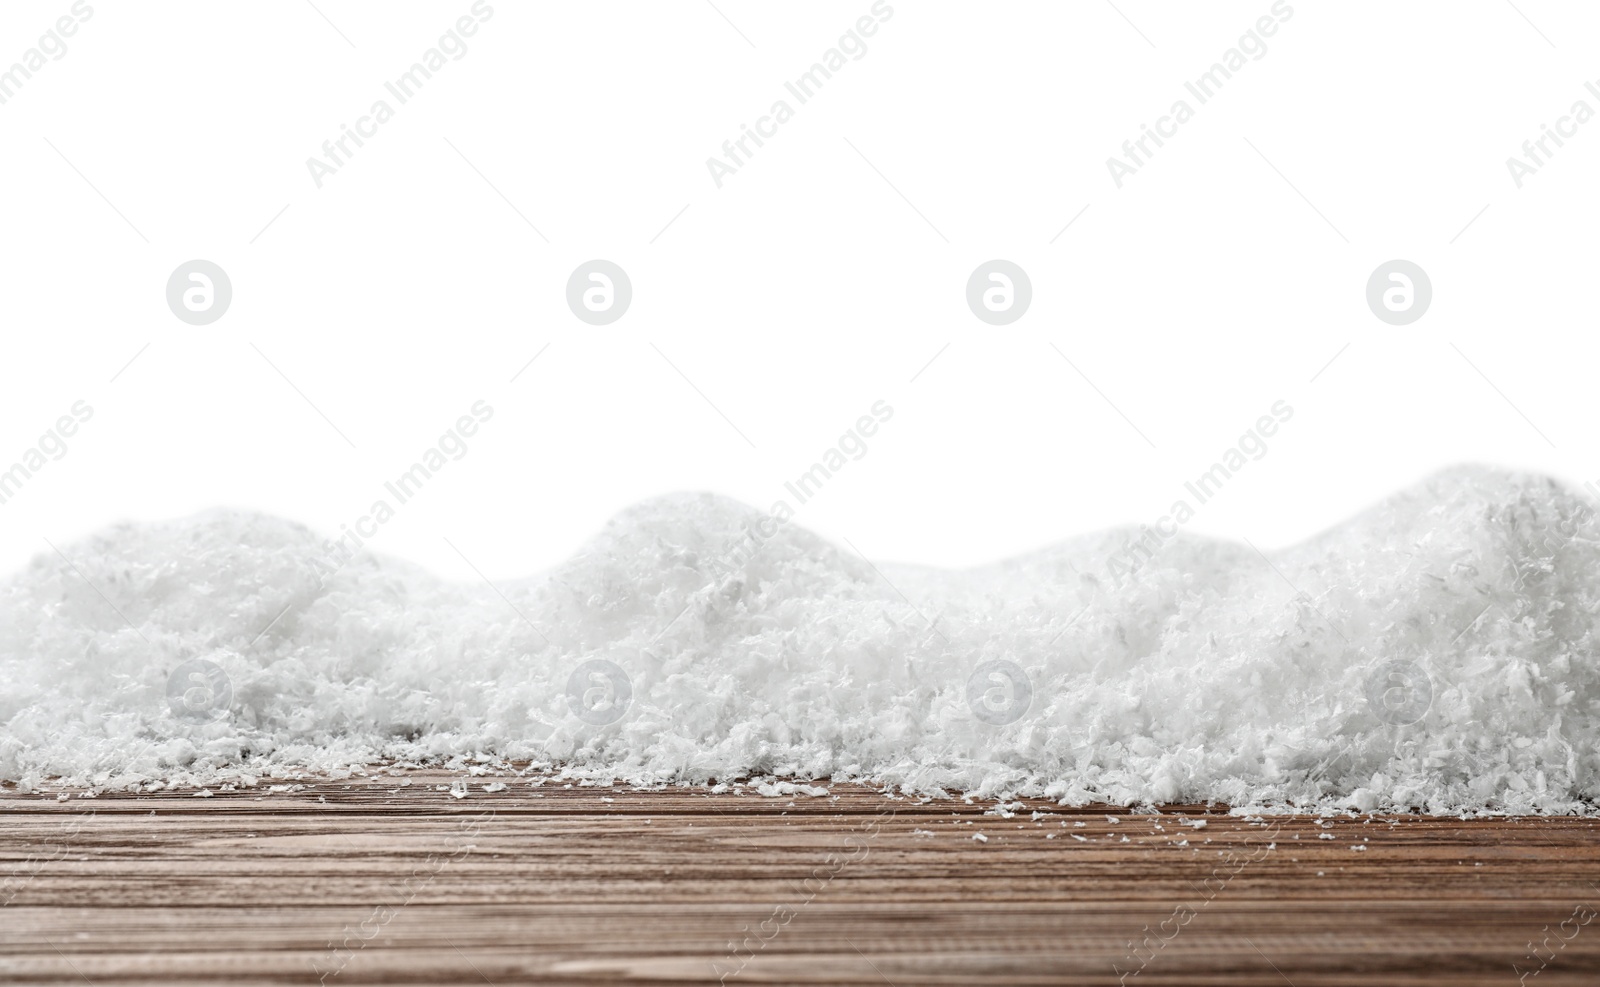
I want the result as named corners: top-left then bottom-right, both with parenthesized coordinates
top-left (2, 466), bottom-right (1598, 815)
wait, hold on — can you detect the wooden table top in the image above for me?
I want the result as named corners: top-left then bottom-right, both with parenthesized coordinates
top-left (3, 769), bottom-right (1599, 985)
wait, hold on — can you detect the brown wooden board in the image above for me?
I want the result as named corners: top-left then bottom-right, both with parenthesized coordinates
top-left (3, 770), bottom-right (1599, 985)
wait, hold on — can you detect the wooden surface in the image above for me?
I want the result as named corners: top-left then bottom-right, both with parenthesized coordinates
top-left (3, 770), bottom-right (1600, 985)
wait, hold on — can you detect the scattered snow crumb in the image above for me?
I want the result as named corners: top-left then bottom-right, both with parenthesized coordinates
top-left (972, 833), bottom-right (988, 843)
top-left (754, 781), bottom-right (828, 798)
top-left (483, 782), bottom-right (507, 794)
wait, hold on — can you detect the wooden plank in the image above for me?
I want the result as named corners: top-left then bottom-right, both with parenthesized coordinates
top-left (2, 770), bottom-right (1599, 984)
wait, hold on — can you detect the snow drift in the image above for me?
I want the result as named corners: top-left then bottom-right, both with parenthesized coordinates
top-left (2, 465), bottom-right (1597, 814)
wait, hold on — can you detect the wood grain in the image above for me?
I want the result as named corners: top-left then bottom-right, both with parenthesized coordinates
top-left (3, 770), bottom-right (1600, 985)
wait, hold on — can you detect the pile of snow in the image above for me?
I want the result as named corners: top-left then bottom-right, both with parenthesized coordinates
top-left (2, 466), bottom-right (1598, 814)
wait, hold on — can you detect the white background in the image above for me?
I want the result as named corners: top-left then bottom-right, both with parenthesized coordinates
top-left (0, 0), bottom-right (1596, 580)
